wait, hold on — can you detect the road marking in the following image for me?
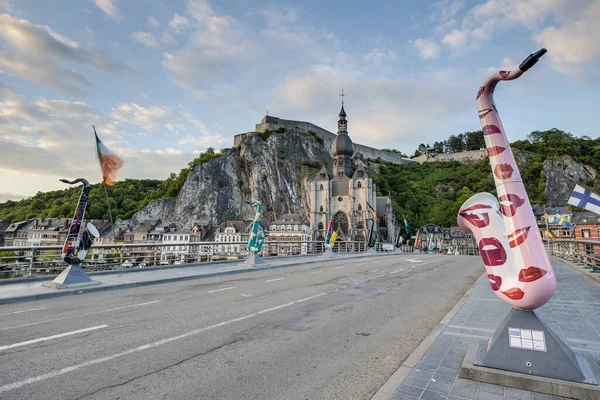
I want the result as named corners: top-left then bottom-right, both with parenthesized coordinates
top-left (208, 286), bottom-right (237, 293)
top-left (0, 325), bottom-right (107, 352)
top-left (308, 270), bottom-right (322, 274)
top-left (0, 307), bottom-right (46, 316)
top-left (378, 274), bottom-right (386, 278)
top-left (2, 301), bottom-right (162, 331)
top-left (406, 259), bottom-right (422, 263)
top-left (390, 269), bottom-right (403, 274)
top-left (335, 266), bottom-right (345, 270)
top-left (240, 294), bottom-right (254, 298)
top-left (0, 292), bottom-right (328, 394)
top-left (265, 278), bottom-right (285, 283)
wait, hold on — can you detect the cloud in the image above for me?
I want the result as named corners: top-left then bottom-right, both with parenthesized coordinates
top-left (130, 31), bottom-right (161, 49)
top-left (92, 0), bottom-right (121, 20)
top-left (110, 103), bottom-right (173, 130)
top-left (0, 14), bottom-right (136, 95)
top-left (411, 38), bottom-right (441, 59)
top-left (168, 13), bottom-right (189, 32)
top-left (440, 28), bottom-right (469, 49)
top-left (274, 66), bottom-right (472, 151)
top-left (0, 87), bottom-right (228, 196)
top-left (162, 1), bottom-right (255, 98)
top-left (0, 192), bottom-right (25, 203)
top-left (148, 16), bottom-right (160, 27)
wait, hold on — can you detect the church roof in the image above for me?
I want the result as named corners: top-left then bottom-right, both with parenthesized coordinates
top-left (315, 165), bottom-right (330, 180)
top-left (339, 104), bottom-right (346, 117)
top-left (352, 164), bottom-right (368, 179)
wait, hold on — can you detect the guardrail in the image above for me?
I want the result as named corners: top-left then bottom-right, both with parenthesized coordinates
top-left (546, 239), bottom-right (600, 271)
top-left (0, 241), bottom-right (416, 279)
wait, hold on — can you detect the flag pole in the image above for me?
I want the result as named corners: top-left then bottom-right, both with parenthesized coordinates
top-left (571, 177), bottom-right (600, 238)
top-left (93, 125), bottom-right (117, 243)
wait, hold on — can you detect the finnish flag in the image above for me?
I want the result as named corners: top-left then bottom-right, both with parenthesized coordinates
top-left (568, 184), bottom-right (600, 215)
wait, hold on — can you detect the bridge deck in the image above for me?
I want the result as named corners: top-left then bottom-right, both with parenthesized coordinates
top-left (0, 254), bottom-right (482, 400)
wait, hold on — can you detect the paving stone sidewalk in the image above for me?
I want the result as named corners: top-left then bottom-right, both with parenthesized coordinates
top-left (389, 259), bottom-right (600, 400)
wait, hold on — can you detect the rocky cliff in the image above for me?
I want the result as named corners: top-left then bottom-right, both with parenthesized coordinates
top-left (132, 131), bottom-right (332, 228)
top-left (543, 155), bottom-right (597, 207)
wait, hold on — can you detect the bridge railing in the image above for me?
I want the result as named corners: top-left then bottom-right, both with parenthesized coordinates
top-left (0, 241), bottom-right (416, 279)
top-left (546, 239), bottom-right (600, 270)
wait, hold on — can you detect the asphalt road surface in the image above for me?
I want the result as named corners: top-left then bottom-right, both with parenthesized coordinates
top-left (0, 254), bottom-right (483, 400)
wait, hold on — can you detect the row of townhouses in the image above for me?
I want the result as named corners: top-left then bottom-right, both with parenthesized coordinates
top-left (0, 214), bottom-right (313, 261)
top-left (0, 207), bottom-right (597, 261)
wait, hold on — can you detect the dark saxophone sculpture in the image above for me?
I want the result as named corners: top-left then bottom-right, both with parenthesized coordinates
top-left (246, 201), bottom-right (266, 254)
top-left (457, 49), bottom-right (556, 310)
top-left (61, 178), bottom-right (99, 265)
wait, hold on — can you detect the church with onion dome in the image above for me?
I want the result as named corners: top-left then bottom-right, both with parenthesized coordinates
top-left (309, 101), bottom-right (397, 244)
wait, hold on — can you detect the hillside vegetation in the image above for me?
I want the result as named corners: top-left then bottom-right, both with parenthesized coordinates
top-left (0, 129), bottom-right (597, 228)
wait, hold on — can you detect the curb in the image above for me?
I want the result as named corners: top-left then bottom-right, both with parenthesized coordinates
top-left (0, 252), bottom-right (405, 304)
top-left (371, 271), bottom-right (486, 400)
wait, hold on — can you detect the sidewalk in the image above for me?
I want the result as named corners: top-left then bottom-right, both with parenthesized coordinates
top-left (374, 258), bottom-right (600, 400)
top-left (0, 251), bottom-right (405, 304)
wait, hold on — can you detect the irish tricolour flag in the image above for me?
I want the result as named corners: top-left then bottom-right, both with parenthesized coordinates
top-left (568, 184), bottom-right (600, 216)
top-left (94, 128), bottom-right (123, 187)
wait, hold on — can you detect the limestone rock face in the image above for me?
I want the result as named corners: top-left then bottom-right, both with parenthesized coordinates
top-left (543, 155), bottom-right (597, 207)
top-left (133, 131), bottom-right (332, 228)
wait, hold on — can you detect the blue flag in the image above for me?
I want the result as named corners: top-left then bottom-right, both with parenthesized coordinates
top-left (283, 178), bottom-right (300, 211)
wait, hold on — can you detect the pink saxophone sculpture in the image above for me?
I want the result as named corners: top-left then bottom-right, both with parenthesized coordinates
top-left (458, 49), bottom-right (556, 310)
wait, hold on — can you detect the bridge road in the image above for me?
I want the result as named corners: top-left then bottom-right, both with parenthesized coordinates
top-left (0, 255), bottom-right (483, 400)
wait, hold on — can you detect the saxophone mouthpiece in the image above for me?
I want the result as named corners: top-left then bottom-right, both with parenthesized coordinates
top-left (519, 48), bottom-right (547, 72)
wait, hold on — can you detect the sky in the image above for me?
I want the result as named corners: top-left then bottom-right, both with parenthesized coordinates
top-left (0, 0), bottom-right (599, 202)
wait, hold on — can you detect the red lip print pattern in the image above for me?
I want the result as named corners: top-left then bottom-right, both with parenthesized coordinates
top-left (488, 274), bottom-right (502, 291)
top-left (499, 71), bottom-right (510, 78)
top-left (519, 266), bottom-right (547, 282)
top-left (494, 163), bottom-right (514, 180)
top-left (478, 237), bottom-right (507, 266)
top-left (498, 194), bottom-right (525, 217)
top-left (502, 287), bottom-right (525, 300)
top-left (459, 204), bottom-right (492, 228)
top-left (477, 86), bottom-right (485, 100)
top-left (508, 226), bottom-right (530, 248)
top-left (487, 146), bottom-right (506, 156)
top-left (482, 125), bottom-right (501, 135)
top-left (478, 109), bottom-right (493, 119)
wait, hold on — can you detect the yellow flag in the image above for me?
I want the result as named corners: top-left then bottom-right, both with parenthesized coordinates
top-left (330, 231), bottom-right (338, 246)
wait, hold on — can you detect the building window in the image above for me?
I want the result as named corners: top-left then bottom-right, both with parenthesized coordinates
top-left (357, 181), bottom-right (362, 188)
top-left (319, 184), bottom-right (324, 190)
top-left (583, 229), bottom-right (591, 238)
top-left (358, 204), bottom-right (362, 211)
top-left (318, 222), bottom-right (324, 230)
top-left (320, 205), bottom-right (324, 212)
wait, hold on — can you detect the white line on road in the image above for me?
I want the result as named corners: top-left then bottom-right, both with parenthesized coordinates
top-left (406, 259), bottom-right (422, 263)
top-left (0, 292), bottom-right (328, 394)
top-left (0, 325), bottom-right (108, 352)
top-left (390, 269), bottom-right (403, 274)
top-left (334, 266), bottom-right (345, 270)
top-left (308, 270), bottom-right (322, 274)
top-left (0, 307), bottom-right (46, 316)
top-left (265, 278), bottom-right (285, 283)
top-left (208, 286), bottom-right (237, 293)
top-left (2, 301), bottom-right (162, 331)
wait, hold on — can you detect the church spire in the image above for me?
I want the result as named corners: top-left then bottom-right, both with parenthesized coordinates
top-left (332, 90), bottom-right (354, 178)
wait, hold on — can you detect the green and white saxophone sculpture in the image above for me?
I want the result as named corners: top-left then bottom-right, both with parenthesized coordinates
top-left (243, 200), bottom-right (267, 266)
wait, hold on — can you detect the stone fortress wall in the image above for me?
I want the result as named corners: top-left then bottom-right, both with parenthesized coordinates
top-left (233, 116), bottom-right (416, 165)
top-left (411, 149), bottom-right (487, 164)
